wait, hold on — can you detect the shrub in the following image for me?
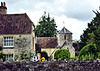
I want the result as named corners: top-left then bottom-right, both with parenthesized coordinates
top-left (70, 56), bottom-right (78, 60)
top-left (97, 52), bottom-right (100, 59)
top-left (14, 50), bottom-right (33, 61)
top-left (54, 49), bottom-right (70, 60)
top-left (0, 53), bottom-right (6, 61)
top-left (78, 44), bottom-right (98, 60)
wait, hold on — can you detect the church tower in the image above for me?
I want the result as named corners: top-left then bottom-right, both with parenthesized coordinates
top-left (57, 26), bottom-right (75, 57)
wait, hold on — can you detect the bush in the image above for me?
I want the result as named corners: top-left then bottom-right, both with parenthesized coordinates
top-left (0, 53), bottom-right (6, 61)
top-left (14, 50), bottom-right (33, 61)
top-left (78, 44), bottom-right (98, 60)
top-left (70, 56), bottom-right (78, 60)
top-left (81, 54), bottom-right (95, 60)
top-left (97, 52), bottom-right (100, 59)
top-left (54, 49), bottom-right (70, 60)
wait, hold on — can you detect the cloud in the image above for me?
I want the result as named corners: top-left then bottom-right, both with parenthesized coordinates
top-left (54, 15), bottom-right (88, 40)
top-left (64, 0), bottom-right (97, 21)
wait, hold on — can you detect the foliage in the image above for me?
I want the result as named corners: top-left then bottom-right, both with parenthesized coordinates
top-left (80, 10), bottom-right (100, 51)
top-left (0, 52), bottom-right (6, 61)
top-left (97, 52), bottom-right (100, 59)
top-left (70, 56), bottom-right (78, 60)
top-left (35, 12), bottom-right (57, 37)
top-left (54, 49), bottom-right (70, 60)
top-left (14, 50), bottom-right (33, 61)
top-left (14, 37), bottom-right (34, 61)
top-left (80, 54), bottom-right (96, 61)
top-left (41, 51), bottom-right (48, 60)
top-left (78, 44), bottom-right (98, 60)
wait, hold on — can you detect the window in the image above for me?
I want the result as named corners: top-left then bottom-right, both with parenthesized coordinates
top-left (64, 35), bottom-right (66, 40)
top-left (3, 37), bottom-right (14, 47)
top-left (5, 54), bottom-right (13, 61)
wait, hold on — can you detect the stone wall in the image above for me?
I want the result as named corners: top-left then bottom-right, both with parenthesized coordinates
top-left (14, 36), bottom-right (32, 54)
top-left (0, 59), bottom-right (100, 71)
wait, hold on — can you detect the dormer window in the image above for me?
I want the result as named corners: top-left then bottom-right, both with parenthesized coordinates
top-left (3, 37), bottom-right (14, 47)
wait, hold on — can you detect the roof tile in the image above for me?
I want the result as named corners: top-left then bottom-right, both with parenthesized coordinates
top-left (0, 13), bottom-right (33, 34)
top-left (36, 37), bottom-right (58, 48)
top-left (59, 27), bottom-right (72, 34)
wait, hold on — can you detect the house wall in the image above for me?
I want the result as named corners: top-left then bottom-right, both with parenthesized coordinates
top-left (0, 34), bottom-right (35, 60)
top-left (57, 34), bottom-right (72, 46)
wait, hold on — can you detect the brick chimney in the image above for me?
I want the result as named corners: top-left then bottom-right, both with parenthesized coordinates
top-left (0, 2), bottom-right (7, 14)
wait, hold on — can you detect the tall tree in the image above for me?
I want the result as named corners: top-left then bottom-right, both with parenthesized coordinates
top-left (35, 12), bottom-right (57, 37)
top-left (80, 10), bottom-right (100, 51)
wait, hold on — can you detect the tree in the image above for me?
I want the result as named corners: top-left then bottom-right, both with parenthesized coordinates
top-left (80, 10), bottom-right (100, 51)
top-left (54, 49), bottom-right (70, 60)
top-left (35, 12), bottom-right (57, 37)
top-left (78, 44), bottom-right (98, 60)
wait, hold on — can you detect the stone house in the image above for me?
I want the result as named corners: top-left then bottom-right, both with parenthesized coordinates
top-left (36, 37), bottom-right (58, 60)
top-left (36, 27), bottom-right (75, 60)
top-left (0, 2), bottom-right (35, 61)
top-left (0, 2), bottom-right (75, 61)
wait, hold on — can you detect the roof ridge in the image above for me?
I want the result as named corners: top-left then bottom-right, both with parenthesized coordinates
top-left (24, 13), bottom-right (33, 23)
top-left (0, 13), bottom-right (26, 16)
top-left (38, 37), bottom-right (57, 38)
top-left (58, 27), bottom-right (72, 34)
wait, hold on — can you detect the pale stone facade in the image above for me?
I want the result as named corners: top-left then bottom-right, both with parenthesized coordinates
top-left (0, 34), bottom-right (35, 61)
top-left (41, 48), bottom-right (56, 60)
top-left (36, 27), bottom-right (75, 60)
top-left (57, 27), bottom-right (75, 57)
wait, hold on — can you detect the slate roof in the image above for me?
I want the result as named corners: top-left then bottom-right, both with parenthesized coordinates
top-left (36, 37), bottom-right (58, 48)
top-left (58, 27), bottom-right (72, 34)
top-left (0, 13), bottom-right (34, 34)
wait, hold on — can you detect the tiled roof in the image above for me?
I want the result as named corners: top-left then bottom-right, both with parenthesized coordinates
top-left (59, 27), bottom-right (72, 34)
top-left (36, 37), bottom-right (58, 48)
top-left (0, 13), bottom-right (34, 34)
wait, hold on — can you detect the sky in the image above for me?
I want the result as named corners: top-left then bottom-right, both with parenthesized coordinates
top-left (1, 0), bottom-right (100, 40)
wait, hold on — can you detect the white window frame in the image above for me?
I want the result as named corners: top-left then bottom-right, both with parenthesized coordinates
top-left (5, 54), bottom-right (13, 61)
top-left (3, 37), bottom-right (14, 47)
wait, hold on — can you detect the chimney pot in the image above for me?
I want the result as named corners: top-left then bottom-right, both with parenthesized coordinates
top-left (4, 2), bottom-right (6, 6)
top-left (1, 2), bottom-right (3, 6)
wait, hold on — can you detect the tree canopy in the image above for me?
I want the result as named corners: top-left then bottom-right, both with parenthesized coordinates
top-left (80, 10), bottom-right (100, 51)
top-left (78, 44), bottom-right (98, 60)
top-left (35, 12), bottom-right (57, 37)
